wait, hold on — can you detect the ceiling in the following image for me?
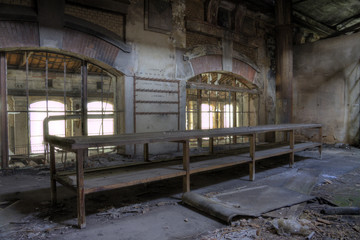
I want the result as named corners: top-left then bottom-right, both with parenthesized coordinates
top-left (243, 0), bottom-right (360, 42)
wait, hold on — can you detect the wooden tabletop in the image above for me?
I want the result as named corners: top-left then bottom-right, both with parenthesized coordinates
top-left (44, 123), bottom-right (321, 150)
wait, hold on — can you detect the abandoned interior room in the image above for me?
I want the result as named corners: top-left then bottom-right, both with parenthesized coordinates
top-left (0, 0), bottom-right (359, 239)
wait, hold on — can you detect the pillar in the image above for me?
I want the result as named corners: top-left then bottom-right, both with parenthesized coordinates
top-left (275, 0), bottom-right (293, 125)
top-left (0, 52), bottom-right (9, 168)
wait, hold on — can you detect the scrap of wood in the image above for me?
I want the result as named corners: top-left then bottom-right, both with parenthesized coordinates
top-left (316, 218), bottom-right (331, 225)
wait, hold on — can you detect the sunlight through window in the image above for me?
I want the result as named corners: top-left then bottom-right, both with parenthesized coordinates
top-left (29, 101), bottom-right (65, 153)
top-left (87, 101), bottom-right (114, 136)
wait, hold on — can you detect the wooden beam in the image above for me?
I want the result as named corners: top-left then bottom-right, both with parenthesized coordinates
top-left (249, 133), bottom-right (256, 181)
top-left (76, 149), bottom-right (86, 229)
top-left (182, 140), bottom-right (190, 193)
top-left (50, 146), bottom-right (57, 206)
top-left (293, 11), bottom-right (335, 37)
top-left (289, 130), bottom-right (294, 167)
top-left (143, 143), bottom-right (149, 162)
top-left (66, 0), bottom-right (129, 15)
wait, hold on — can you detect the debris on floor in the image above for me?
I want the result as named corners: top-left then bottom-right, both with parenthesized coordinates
top-left (1, 147), bottom-right (360, 240)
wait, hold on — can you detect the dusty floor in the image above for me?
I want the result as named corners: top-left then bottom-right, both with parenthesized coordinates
top-left (0, 146), bottom-right (359, 240)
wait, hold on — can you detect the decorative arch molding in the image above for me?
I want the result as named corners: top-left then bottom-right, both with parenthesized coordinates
top-left (0, 21), bottom-right (133, 76)
top-left (184, 45), bottom-right (259, 84)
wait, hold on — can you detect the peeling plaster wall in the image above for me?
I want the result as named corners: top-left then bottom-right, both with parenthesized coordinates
top-left (125, 0), bottom-right (186, 154)
top-left (293, 32), bottom-right (360, 145)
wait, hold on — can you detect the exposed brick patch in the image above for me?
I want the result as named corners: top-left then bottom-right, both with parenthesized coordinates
top-left (0, 21), bottom-right (39, 48)
top-left (185, 0), bottom-right (204, 21)
top-left (65, 4), bottom-right (124, 38)
top-left (186, 31), bottom-right (220, 48)
top-left (190, 55), bottom-right (222, 76)
top-left (233, 41), bottom-right (257, 62)
top-left (232, 59), bottom-right (256, 82)
top-left (0, 0), bottom-right (34, 7)
top-left (63, 28), bottom-right (119, 66)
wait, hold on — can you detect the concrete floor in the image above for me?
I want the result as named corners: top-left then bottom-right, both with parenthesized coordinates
top-left (0, 146), bottom-right (359, 240)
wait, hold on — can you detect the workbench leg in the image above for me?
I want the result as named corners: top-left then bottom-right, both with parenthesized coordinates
top-left (318, 127), bottom-right (322, 159)
top-left (50, 146), bottom-right (57, 206)
top-left (209, 137), bottom-right (214, 154)
top-left (249, 134), bottom-right (255, 181)
top-left (183, 140), bottom-right (190, 193)
top-left (144, 143), bottom-right (149, 162)
top-left (76, 149), bottom-right (86, 229)
top-left (289, 130), bottom-right (295, 168)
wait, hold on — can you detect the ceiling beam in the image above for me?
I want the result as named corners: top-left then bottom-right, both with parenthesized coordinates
top-left (293, 10), bottom-right (336, 37)
top-left (328, 21), bottom-right (360, 38)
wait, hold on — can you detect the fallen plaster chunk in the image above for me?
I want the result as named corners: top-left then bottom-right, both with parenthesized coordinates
top-left (271, 218), bottom-right (312, 236)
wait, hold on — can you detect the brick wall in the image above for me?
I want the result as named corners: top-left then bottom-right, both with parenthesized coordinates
top-left (0, 0), bottom-right (33, 7)
top-left (233, 41), bottom-right (257, 62)
top-left (65, 4), bottom-right (124, 38)
top-left (186, 31), bottom-right (220, 48)
top-left (185, 0), bottom-right (204, 21)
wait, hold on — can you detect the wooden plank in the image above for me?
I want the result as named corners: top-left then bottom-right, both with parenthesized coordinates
top-left (45, 124), bottom-right (322, 150)
top-left (254, 146), bottom-right (292, 161)
top-left (59, 162), bottom-right (186, 194)
top-left (293, 142), bottom-right (321, 152)
top-left (188, 155), bottom-right (251, 174)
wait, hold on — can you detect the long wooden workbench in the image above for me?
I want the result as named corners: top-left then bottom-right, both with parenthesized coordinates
top-left (44, 123), bottom-right (322, 228)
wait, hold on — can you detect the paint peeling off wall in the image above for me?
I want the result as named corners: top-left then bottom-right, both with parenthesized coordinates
top-left (293, 32), bottom-right (360, 145)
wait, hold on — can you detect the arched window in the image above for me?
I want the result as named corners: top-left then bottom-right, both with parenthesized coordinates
top-left (87, 101), bottom-right (114, 136)
top-left (186, 72), bottom-right (258, 146)
top-left (5, 50), bottom-right (123, 161)
top-left (29, 101), bottom-right (65, 153)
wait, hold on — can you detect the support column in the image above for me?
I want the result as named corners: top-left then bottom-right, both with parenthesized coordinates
top-left (275, 0), bottom-right (293, 127)
top-left (81, 61), bottom-right (88, 136)
top-left (196, 89), bottom-right (202, 147)
top-left (124, 75), bottom-right (134, 155)
top-left (0, 52), bottom-right (8, 169)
